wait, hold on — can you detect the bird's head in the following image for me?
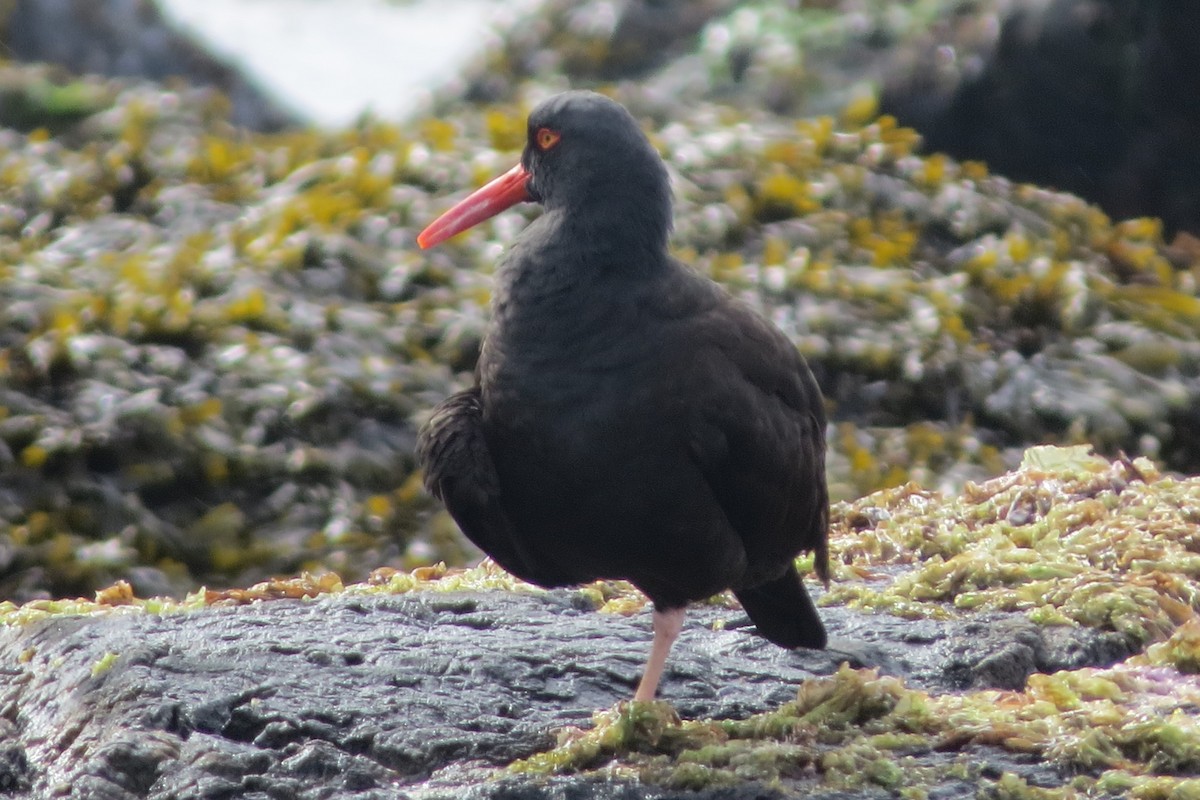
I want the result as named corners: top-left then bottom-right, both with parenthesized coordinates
top-left (417, 91), bottom-right (672, 251)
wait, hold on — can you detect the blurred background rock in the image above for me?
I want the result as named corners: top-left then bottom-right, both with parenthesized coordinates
top-left (0, 0), bottom-right (1195, 602)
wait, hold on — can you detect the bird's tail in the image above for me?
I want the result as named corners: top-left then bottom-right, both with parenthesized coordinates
top-left (734, 564), bottom-right (827, 649)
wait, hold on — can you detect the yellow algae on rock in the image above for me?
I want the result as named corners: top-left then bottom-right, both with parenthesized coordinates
top-left (826, 446), bottom-right (1200, 647)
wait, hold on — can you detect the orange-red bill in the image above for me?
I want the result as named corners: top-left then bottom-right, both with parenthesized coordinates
top-left (417, 164), bottom-right (532, 249)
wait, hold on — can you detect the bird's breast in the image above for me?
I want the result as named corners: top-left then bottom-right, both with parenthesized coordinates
top-left (479, 296), bottom-right (688, 468)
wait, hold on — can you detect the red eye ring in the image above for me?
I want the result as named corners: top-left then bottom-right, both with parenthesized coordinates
top-left (535, 127), bottom-right (561, 151)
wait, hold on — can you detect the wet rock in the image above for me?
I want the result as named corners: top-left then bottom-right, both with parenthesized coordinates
top-left (0, 719), bottom-right (33, 795)
top-left (940, 616), bottom-right (1132, 690)
top-left (0, 586), bottom-right (1130, 798)
top-left (2, 449), bottom-right (1197, 796)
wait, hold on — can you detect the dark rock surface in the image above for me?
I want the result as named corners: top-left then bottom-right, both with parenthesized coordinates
top-left (0, 0), bottom-right (296, 131)
top-left (881, 0), bottom-right (1200, 238)
top-left (0, 588), bottom-right (1132, 798)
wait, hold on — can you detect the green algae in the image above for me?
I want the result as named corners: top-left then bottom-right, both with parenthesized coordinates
top-left (0, 556), bottom-right (671, 629)
top-left (824, 446), bottom-right (1200, 647)
top-left (89, 651), bottom-right (118, 677)
top-left (0, 557), bottom-right (605, 629)
top-left (0, 67), bottom-right (115, 134)
top-left (495, 446), bottom-right (1200, 794)
top-left (507, 658), bottom-right (1200, 795)
top-left (501, 665), bottom-right (969, 789)
top-left (1145, 618), bottom-right (1200, 675)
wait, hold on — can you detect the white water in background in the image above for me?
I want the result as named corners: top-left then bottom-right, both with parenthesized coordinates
top-left (157, 0), bottom-right (542, 127)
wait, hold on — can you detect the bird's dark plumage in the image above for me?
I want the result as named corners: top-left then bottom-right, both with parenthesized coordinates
top-left (416, 91), bottom-right (828, 699)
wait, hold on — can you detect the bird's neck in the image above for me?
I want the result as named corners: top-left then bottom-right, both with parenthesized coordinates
top-left (562, 209), bottom-right (670, 270)
top-left (507, 206), bottom-right (668, 290)
top-left (487, 209), bottom-right (668, 357)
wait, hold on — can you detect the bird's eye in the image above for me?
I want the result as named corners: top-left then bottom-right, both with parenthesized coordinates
top-left (535, 127), bottom-right (561, 151)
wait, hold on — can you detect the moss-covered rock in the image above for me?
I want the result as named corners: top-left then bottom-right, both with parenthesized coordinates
top-left (485, 447), bottom-right (1200, 796)
top-left (2, 446), bottom-right (1197, 797)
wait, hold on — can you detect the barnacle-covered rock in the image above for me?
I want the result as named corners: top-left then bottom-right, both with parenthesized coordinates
top-left (0, 65), bottom-right (472, 599)
top-left (448, 0), bottom-right (964, 121)
top-left (3, 0), bottom-right (1200, 602)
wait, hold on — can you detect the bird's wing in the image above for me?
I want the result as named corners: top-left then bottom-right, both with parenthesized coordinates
top-left (416, 388), bottom-right (541, 581)
top-left (677, 289), bottom-right (830, 586)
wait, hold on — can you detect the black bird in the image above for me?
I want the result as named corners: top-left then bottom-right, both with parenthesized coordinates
top-left (416, 91), bottom-right (828, 701)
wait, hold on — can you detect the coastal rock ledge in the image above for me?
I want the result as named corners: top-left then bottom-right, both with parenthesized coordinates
top-left (2, 446), bottom-right (1199, 799)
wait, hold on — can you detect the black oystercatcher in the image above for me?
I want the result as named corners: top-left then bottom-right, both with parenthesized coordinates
top-left (416, 91), bottom-right (828, 701)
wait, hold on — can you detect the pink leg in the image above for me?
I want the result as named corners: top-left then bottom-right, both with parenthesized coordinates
top-left (633, 606), bottom-right (686, 701)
